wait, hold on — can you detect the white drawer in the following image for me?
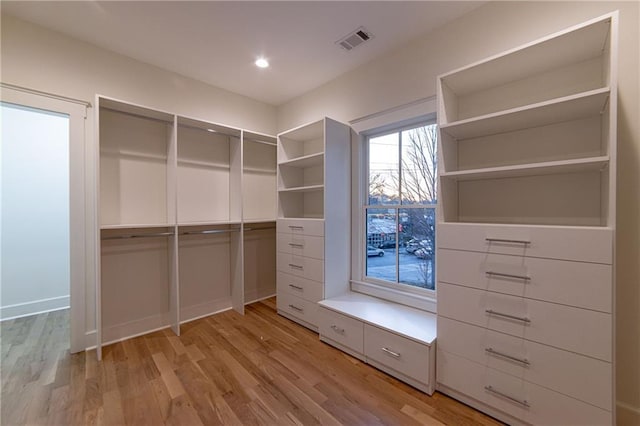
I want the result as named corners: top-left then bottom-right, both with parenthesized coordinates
top-left (277, 218), bottom-right (324, 237)
top-left (437, 283), bottom-right (612, 361)
top-left (277, 292), bottom-right (318, 328)
top-left (438, 223), bottom-right (613, 264)
top-left (277, 233), bottom-right (324, 260)
top-left (277, 253), bottom-right (324, 282)
top-left (277, 272), bottom-right (323, 302)
top-left (318, 307), bottom-right (364, 355)
top-left (438, 316), bottom-right (612, 410)
top-left (364, 324), bottom-right (430, 386)
top-left (437, 350), bottom-right (611, 426)
top-left (438, 249), bottom-right (612, 312)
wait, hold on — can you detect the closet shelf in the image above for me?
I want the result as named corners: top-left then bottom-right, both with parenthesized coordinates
top-left (278, 152), bottom-right (324, 168)
top-left (178, 220), bottom-right (242, 227)
top-left (278, 184), bottom-right (324, 193)
top-left (440, 87), bottom-right (609, 139)
top-left (441, 156), bottom-right (609, 181)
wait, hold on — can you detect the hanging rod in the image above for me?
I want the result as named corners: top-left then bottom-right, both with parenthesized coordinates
top-left (180, 229), bottom-right (240, 236)
top-left (244, 226), bottom-right (277, 231)
top-left (245, 138), bottom-right (277, 147)
top-left (102, 231), bottom-right (174, 240)
top-left (101, 106), bottom-right (173, 125)
top-left (179, 122), bottom-right (241, 139)
top-left (1, 82), bottom-right (92, 108)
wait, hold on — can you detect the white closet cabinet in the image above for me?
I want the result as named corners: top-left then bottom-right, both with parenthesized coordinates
top-left (96, 97), bottom-right (277, 358)
top-left (435, 13), bottom-right (618, 425)
top-left (276, 118), bottom-right (351, 330)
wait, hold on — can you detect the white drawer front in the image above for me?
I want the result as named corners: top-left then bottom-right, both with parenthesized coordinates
top-left (277, 219), bottom-right (324, 237)
top-left (277, 292), bottom-right (318, 327)
top-left (438, 249), bottom-right (612, 312)
top-left (438, 283), bottom-right (612, 361)
top-left (438, 223), bottom-right (612, 264)
top-left (364, 324), bottom-right (430, 385)
top-left (277, 233), bottom-right (324, 260)
top-left (277, 253), bottom-right (324, 282)
top-left (437, 350), bottom-right (611, 426)
top-left (438, 316), bottom-right (612, 410)
top-left (318, 307), bottom-right (364, 355)
top-left (277, 272), bottom-right (323, 302)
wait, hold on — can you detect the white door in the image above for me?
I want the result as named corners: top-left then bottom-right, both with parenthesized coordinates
top-left (1, 86), bottom-right (86, 353)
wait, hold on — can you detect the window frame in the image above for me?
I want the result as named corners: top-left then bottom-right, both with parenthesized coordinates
top-left (350, 110), bottom-right (438, 312)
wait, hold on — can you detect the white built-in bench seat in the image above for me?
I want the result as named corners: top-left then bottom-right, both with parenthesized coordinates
top-left (318, 292), bottom-right (437, 394)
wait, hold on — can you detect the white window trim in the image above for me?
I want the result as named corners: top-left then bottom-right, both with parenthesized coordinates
top-left (349, 97), bottom-right (437, 313)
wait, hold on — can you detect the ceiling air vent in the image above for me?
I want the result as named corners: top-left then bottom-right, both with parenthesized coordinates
top-left (336, 27), bottom-right (373, 51)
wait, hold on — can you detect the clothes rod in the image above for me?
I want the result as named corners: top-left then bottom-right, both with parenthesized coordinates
top-left (100, 106), bottom-right (173, 125)
top-left (244, 226), bottom-right (277, 231)
top-left (180, 229), bottom-right (240, 236)
top-left (102, 231), bottom-right (174, 240)
top-left (245, 138), bottom-right (277, 147)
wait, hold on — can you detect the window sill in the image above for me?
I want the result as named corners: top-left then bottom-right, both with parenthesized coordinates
top-left (350, 280), bottom-right (437, 314)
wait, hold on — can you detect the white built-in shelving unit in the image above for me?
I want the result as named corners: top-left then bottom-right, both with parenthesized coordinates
top-left (435, 13), bottom-right (618, 425)
top-left (275, 118), bottom-right (351, 330)
top-left (96, 97), bottom-right (277, 359)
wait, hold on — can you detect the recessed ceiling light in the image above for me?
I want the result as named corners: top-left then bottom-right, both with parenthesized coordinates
top-left (255, 58), bottom-right (269, 68)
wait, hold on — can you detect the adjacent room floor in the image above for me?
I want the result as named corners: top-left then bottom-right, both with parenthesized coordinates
top-left (1, 298), bottom-right (501, 425)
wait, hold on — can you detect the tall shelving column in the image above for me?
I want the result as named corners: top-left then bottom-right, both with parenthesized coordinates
top-left (176, 117), bottom-right (243, 321)
top-left (242, 131), bottom-right (277, 306)
top-left (435, 13), bottom-right (618, 425)
top-left (276, 118), bottom-right (350, 331)
top-left (96, 97), bottom-right (179, 359)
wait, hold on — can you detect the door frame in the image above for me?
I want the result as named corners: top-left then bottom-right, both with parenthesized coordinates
top-left (1, 86), bottom-right (87, 353)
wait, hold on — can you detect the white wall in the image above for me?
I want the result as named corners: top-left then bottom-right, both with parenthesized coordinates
top-left (277, 1), bottom-right (640, 422)
top-left (0, 14), bottom-right (277, 343)
top-left (1, 104), bottom-right (70, 319)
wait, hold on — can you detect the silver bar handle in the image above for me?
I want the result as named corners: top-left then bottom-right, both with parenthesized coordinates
top-left (485, 309), bottom-right (531, 323)
top-left (288, 284), bottom-right (303, 290)
top-left (288, 304), bottom-right (303, 312)
top-left (484, 385), bottom-right (530, 408)
top-left (486, 238), bottom-right (530, 245)
top-left (288, 225), bottom-right (304, 230)
top-left (486, 271), bottom-right (531, 281)
top-left (288, 264), bottom-right (303, 270)
top-left (288, 243), bottom-right (304, 248)
top-left (330, 325), bottom-right (345, 334)
top-left (485, 347), bottom-right (530, 366)
top-left (381, 347), bottom-right (401, 358)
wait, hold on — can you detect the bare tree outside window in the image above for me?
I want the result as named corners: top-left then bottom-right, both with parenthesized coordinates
top-left (366, 122), bottom-right (438, 290)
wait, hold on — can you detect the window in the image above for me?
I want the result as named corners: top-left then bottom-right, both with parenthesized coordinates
top-left (364, 121), bottom-right (437, 291)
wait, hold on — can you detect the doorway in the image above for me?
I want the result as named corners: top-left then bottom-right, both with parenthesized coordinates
top-left (0, 86), bottom-right (86, 353)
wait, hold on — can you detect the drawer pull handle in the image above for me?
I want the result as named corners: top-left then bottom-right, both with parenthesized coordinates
top-left (288, 226), bottom-right (304, 230)
top-left (486, 271), bottom-right (531, 281)
top-left (288, 263), bottom-right (304, 270)
top-left (485, 309), bottom-right (531, 324)
top-left (288, 243), bottom-right (304, 248)
top-left (381, 347), bottom-right (401, 358)
top-left (485, 347), bottom-right (530, 366)
top-left (484, 385), bottom-right (530, 408)
top-left (289, 304), bottom-right (304, 312)
top-left (288, 284), bottom-right (303, 290)
top-left (330, 325), bottom-right (345, 334)
top-left (485, 238), bottom-right (530, 246)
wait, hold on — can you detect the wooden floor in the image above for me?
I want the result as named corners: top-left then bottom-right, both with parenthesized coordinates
top-left (1, 298), bottom-right (501, 425)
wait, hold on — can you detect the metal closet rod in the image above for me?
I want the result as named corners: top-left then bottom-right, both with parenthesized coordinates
top-left (180, 229), bottom-right (240, 236)
top-left (102, 231), bottom-right (174, 240)
top-left (244, 226), bottom-right (276, 231)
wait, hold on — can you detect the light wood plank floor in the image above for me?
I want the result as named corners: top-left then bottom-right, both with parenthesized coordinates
top-left (1, 298), bottom-right (501, 425)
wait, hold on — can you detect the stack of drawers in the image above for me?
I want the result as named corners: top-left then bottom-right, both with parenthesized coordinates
top-left (436, 223), bottom-right (614, 425)
top-left (276, 218), bottom-right (324, 330)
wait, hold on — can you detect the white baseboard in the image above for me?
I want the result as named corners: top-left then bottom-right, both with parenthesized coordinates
top-left (85, 330), bottom-right (97, 350)
top-left (618, 400), bottom-right (640, 425)
top-left (244, 289), bottom-right (275, 305)
top-left (101, 313), bottom-right (170, 346)
top-left (180, 297), bottom-right (232, 324)
top-left (0, 295), bottom-right (70, 321)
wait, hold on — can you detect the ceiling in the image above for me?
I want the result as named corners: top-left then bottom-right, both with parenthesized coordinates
top-left (2, 1), bottom-right (484, 106)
